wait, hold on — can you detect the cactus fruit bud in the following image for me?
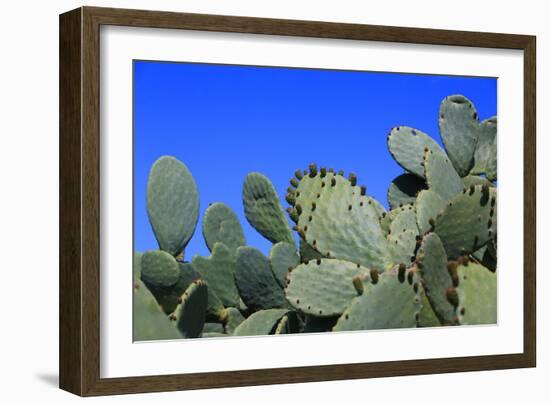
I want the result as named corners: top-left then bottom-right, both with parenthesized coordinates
top-left (446, 287), bottom-right (459, 307)
top-left (320, 167), bottom-right (327, 177)
top-left (370, 268), bottom-right (379, 284)
top-left (295, 169), bottom-right (303, 180)
top-left (398, 263), bottom-right (406, 283)
top-left (309, 163), bottom-right (318, 177)
top-left (352, 275), bottom-right (364, 295)
top-left (349, 173), bottom-right (357, 186)
top-left (295, 203), bottom-right (303, 215)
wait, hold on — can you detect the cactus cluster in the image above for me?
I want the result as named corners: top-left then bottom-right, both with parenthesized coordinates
top-left (134, 94), bottom-right (497, 340)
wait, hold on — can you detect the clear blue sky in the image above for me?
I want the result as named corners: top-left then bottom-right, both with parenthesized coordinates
top-left (133, 61), bottom-right (496, 260)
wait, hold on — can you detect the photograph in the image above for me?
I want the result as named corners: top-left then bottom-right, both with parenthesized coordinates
top-left (132, 61), bottom-right (498, 341)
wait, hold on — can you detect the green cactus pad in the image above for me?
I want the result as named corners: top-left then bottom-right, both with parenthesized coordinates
top-left (438, 95), bottom-right (479, 176)
top-left (224, 307), bottom-right (245, 334)
top-left (294, 172), bottom-right (392, 269)
top-left (133, 281), bottom-right (182, 341)
top-left (389, 206), bottom-right (418, 235)
top-left (269, 242), bottom-right (300, 288)
top-left (333, 267), bottom-right (421, 332)
top-left (140, 250), bottom-right (181, 288)
top-left (233, 309), bottom-right (289, 336)
top-left (243, 172), bottom-right (294, 244)
top-left (299, 239), bottom-right (325, 263)
top-left (173, 280), bottom-right (208, 338)
top-left (387, 173), bottom-right (427, 209)
top-left (434, 185), bottom-right (497, 259)
top-left (387, 126), bottom-right (447, 178)
top-left (387, 230), bottom-right (418, 266)
top-left (285, 259), bottom-right (371, 317)
top-left (417, 233), bottom-right (456, 324)
top-left (417, 286), bottom-right (441, 327)
top-left (424, 148), bottom-right (464, 202)
top-left (202, 202), bottom-right (245, 252)
top-left (379, 207), bottom-right (405, 235)
top-left (367, 196), bottom-right (387, 218)
top-left (471, 117), bottom-right (497, 180)
top-left (235, 246), bottom-right (288, 311)
top-left (192, 242), bottom-right (240, 307)
top-left (415, 190), bottom-right (446, 234)
top-left (456, 262), bottom-right (497, 325)
top-left (133, 252), bottom-right (143, 287)
top-left (146, 156), bottom-right (199, 257)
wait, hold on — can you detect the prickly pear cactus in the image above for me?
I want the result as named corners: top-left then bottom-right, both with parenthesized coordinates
top-left (134, 93), bottom-right (497, 340)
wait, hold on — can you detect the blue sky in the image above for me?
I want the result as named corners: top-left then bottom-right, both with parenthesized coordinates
top-left (133, 61), bottom-right (497, 259)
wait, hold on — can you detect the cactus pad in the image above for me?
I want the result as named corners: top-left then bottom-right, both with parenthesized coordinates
top-left (223, 307), bottom-right (245, 334)
top-left (233, 309), bottom-right (289, 336)
top-left (140, 250), bottom-right (180, 288)
top-left (146, 156), bottom-right (199, 257)
top-left (415, 190), bottom-right (446, 234)
top-left (192, 242), bottom-right (240, 308)
top-left (387, 230), bottom-right (417, 266)
top-left (438, 95), bottom-right (479, 176)
top-left (417, 233), bottom-right (456, 324)
top-left (173, 280), bottom-right (208, 338)
top-left (202, 202), bottom-right (245, 252)
top-left (285, 259), bottom-right (371, 317)
top-left (269, 242), bottom-right (300, 288)
top-left (389, 206), bottom-right (418, 235)
top-left (424, 148), bottom-right (463, 202)
top-left (456, 262), bottom-right (497, 325)
top-left (387, 126), bottom-right (447, 178)
top-left (387, 173), bottom-right (427, 209)
top-left (133, 281), bottom-right (181, 341)
top-left (332, 266), bottom-right (421, 332)
top-left (293, 171), bottom-right (391, 269)
top-left (434, 185), bottom-right (497, 259)
top-left (235, 246), bottom-right (288, 311)
top-left (243, 172), bottom-right (294, 244)
top-left (471, 116), bottom-right (497, 180)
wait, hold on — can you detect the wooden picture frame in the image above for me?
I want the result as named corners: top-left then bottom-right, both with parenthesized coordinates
top-left (59, 6), bottom-right (536, 396)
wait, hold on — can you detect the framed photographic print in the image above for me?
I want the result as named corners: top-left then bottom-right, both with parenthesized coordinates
top-left (59, 6), bottom-right (536, 396)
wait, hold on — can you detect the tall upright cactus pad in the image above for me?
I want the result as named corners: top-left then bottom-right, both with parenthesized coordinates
top-left (455, 262), bottom-right (497, 325)
top-left (434, 185), bottom-right (496, 259)
top-left (424, 149), bottom-right (464, 202)
top-left (285, 259), bottom-right (372, 317)
top-left (333, 266), bottom-right (422, 332)
top-left (133, 278), bottom-right (182, 341)
top-left (146, 156), bottom-right (199, 257)
top-left (191, 242), bottom-right (240, 308)
top-left (290, 167), bottom-right (392, 270)
top-left (235, 246), bottom-right (288, 311)
top-left (471, 117), bottom-right (497, 181)
top-left (173, 280), bottom-right (208, 338)
top-left (417, 233), bottom-right (457, 324)
top-left (243, 172), bottom-right (294, 244)
top-left (232, 309), bottom-right (289, 337)
top-left (269, 242), bottom-right (300, 288)
top-left (387, 173), bottom-right (427, 209)
top-left (415, 190), bottom-right (446, 234)
top-left (202, 202), bottom-right (245, 253)
top-left (438, 95), bottom-right (479, 177)
top-left (387, 126), bottom-right (447, 178)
